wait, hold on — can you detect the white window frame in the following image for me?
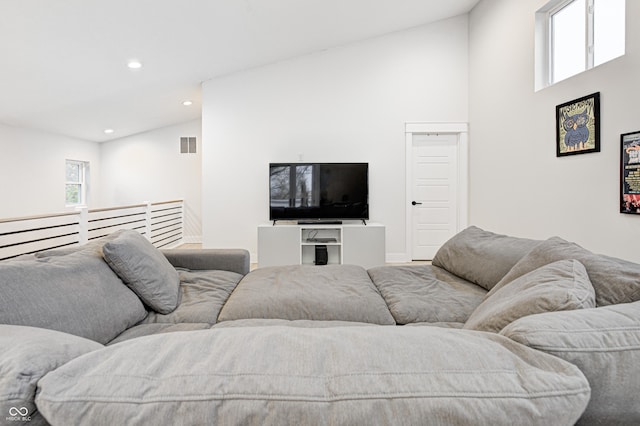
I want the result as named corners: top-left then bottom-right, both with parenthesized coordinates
top-left (535, 0), bottom-right (625, 90)
top-left (65, 160), bottom-right (90, 207)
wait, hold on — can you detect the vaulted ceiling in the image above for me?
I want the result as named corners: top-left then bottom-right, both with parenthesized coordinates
top-left (0, 0), bottom-right (479, 142)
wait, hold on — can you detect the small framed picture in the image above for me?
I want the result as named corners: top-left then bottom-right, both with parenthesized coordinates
top-left (556, 92), bottom-right (600, 157)
top-left (621, 130), bottom-right (640, 214)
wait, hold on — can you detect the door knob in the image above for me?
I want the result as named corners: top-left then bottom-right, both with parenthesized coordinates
top-left (412, 201), bottom-right (422, 206)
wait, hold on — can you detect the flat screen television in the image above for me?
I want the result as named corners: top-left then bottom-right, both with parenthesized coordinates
top-left (269, 162), bottom-right (369, 223)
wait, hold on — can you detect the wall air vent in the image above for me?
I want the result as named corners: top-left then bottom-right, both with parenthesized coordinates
top-left (180, 137), bottom-right (197, 154)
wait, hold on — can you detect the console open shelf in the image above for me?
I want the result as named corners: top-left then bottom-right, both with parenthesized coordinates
top-left (300, 225), bottom-right (342, 265)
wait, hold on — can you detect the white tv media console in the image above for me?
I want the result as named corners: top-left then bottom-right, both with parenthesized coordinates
top-left (257, 223), bottom-right (385, 269)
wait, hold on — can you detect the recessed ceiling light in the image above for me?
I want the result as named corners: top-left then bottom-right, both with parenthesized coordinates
top-left (127, 60), bottom-right (142, 69)
top-left (104, 128), bottom-right (115, 134)
top-left (182, 100), bottom-right (193, 106)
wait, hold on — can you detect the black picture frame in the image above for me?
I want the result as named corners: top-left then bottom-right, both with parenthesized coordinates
top-left (621, 130), bottom-right (640, 214)
top-left (556, 92), bottom-right (600, 157)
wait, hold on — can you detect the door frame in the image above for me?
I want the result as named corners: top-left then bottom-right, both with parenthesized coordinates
top-left (404, 122), bottom-right (469, 261)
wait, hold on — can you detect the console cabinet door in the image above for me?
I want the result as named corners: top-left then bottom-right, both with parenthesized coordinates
top-left (342, 225), bottom-right (385, 269)
top-left (258, 226), bottom-right (299, 267)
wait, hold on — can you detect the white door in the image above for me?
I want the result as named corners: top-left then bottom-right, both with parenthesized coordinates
top-left (411, 134), bottom-right (459, 260)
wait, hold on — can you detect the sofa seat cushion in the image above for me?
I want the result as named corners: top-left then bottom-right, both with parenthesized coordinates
top-left (0, 251), bottom-right (147, 344)
top-left (212, 319), bottom-right (379, 329)
top-left (141, 269), bottom-right (243, 326)
top-left (368, 265), bottom-right (487, 324)
top-left (501, 301), bottom-right (640, 424)
top-left (0, 325), bottom-right (103, 426)
top-left (494, 236), bottom-right (640, 306)
top-left (404, 322), bottom-right (465, 328)
top-left (102, 230), bottom-right (180, 314)
top-left (217, 265), bottom-right (395, 325)
top-left (108, 323), bottom-right (212, 345)
top-left (464, 259), bottom-right (596, 333)
top-left (162, 248), bottom-right (250, 276)
top-left (36, 326), bottom-right (590, 426)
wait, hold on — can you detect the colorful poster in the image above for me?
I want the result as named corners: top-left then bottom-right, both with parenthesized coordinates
top-left (621, 131), bottom-right (640, 214)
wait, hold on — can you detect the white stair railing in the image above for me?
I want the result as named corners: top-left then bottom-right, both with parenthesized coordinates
top-left (0, 200), bottom-right (184, 261)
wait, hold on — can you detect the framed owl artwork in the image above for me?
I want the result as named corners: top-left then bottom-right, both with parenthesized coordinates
top-left (555, 92), bottom-right (600, 157)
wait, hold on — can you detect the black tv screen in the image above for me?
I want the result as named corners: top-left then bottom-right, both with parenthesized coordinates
top-left (269, 163), bottom-right (369, 222)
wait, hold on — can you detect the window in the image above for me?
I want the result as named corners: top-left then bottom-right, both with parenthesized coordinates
top-left (65, 160), bottom-right (89, 206)
top-left (592, 0), bottom-right (625, 65)
top-left (536, 0), bottom-right (625, 89)
top-left (551, 0), bottom-right (586, 83)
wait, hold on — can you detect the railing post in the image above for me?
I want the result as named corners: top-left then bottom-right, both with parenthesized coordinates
top-left (76, 206), bottom-right (88, 245)
top-left (144, 201), bottom-right (152, 241)
top-left (180, 200), bottom-right (185, 245)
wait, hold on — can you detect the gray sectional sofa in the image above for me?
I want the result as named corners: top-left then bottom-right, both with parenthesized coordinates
top-left (1, 227), bottom-right (639, 425)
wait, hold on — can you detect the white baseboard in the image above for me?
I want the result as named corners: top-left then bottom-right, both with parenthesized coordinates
top-left (385, 253), bottom-right (412, 264)
top-left (182, 235), bottom-right (202, 244)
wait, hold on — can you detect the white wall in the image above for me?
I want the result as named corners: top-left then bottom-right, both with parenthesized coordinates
top-left (99, 119), bottom-right (202, 242)
top-left (202, 16), bottom-right (469, 261)
top-left (0, 122), bottom-right (101, 217)
top-left (469, 0), bottom-right (640, 262)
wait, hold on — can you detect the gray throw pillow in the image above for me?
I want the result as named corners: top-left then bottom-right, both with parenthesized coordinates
top-left (103, 230), bottom-right (180, 314)
top-left (0, 325), bottom-right (103, 426)
top-left (493, 236), bottom-right (640, 306)
top-left (432, 226), bottom-right (540, 290)
top-left (464, 259), bottom-right (596, 333)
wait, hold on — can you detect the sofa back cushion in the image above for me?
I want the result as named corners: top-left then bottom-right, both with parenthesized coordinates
top-left (0, 251), bottom-right (146, 344)
top-left (501, 301), bottom-right (640, 424)
top-left (494, 236), bottom-right (640, 306)
top-left (102, 230), bottom-right (180, 314)
top-left (432, 226), bottom-right (540, 291)
top-left (34, 229), bottom-right (125, 258)
top-left (0, 325), bottom-right (103, 425)
top-left (464, 259), bottom-right (596, 333)
top-left (36, 326), bottom-right (590, 426)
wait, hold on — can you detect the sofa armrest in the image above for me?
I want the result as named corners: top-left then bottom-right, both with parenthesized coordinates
top-left (161, 249), bottom-right (250, 276)
top-left (500, 302), bottom-right (640, 424)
